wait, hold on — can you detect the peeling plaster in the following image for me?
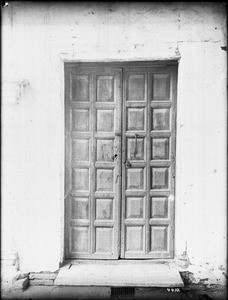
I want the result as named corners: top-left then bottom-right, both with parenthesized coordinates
top-left (15, 80), bottom-right (30, 104)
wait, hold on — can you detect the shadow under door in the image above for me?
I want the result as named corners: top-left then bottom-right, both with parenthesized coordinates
top-left (65, 62), bottom-right (177, 259)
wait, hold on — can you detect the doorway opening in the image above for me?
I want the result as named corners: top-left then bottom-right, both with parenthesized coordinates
top-left (64, 61), bottom-right (177, 260)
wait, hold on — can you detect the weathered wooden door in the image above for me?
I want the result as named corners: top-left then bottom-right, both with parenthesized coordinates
top-left (65, 66), bottom-right (122, 259)
top-left (121, 66), bottom-right (177, 258)
top-left (65, 62), bottom-right (177, 259)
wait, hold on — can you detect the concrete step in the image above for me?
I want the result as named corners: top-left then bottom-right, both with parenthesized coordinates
top-left (54, 261), bottom-right (184, 287)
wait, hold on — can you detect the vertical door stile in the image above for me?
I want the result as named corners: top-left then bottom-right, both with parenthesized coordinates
top-left (64, 66), bottom-right (70, 258)
top-left (121, 69), bottom-right (127, 258)
top-left (90, 71), bottom-right (95, 255)
top-left (114, 68), bottom-right (122, 258)
top-left (145, 71), bottom-right (151, 254)
top-left (169, 67), bottom-right (177, 257)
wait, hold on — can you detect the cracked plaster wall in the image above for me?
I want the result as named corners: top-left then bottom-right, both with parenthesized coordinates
top-left (2, 1), bottom-right (227, 283)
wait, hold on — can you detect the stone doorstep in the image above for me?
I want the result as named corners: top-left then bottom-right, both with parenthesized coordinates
top-left (54, 262), bottom-right (184, 287)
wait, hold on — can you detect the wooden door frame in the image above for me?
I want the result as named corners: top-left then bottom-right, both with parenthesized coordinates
top-left (63, 60), bottom-right (178, 262)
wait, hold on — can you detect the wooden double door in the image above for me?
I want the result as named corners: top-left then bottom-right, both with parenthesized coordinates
top-left (65, 62), bottom-right (177, 259)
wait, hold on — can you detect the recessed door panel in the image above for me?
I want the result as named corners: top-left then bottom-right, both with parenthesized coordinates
top-left (71, 75), bottom-right (90, 102)
top-left (71, 197), bottom-right (89, 220)
top-left (97, 76), bottom-right (114, 102)
top-left (127, 74), bottom-right (146, 101)
top-left (96, 198), bottom-right (113, 220)
top-left (126, 197), bottom-right (144, 219)
top-left (152, 74), bottom-right (170, 101)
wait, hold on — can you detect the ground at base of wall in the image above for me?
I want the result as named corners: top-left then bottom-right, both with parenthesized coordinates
top-left (2, 284), bottom-right (227, 300)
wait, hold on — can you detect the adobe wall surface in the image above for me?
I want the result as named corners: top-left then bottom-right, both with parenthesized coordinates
top-left (2, 1), bottom-right (227, 285)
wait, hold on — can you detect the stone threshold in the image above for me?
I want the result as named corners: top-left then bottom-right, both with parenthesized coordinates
top-left (54, 260), bottom-right (184, 287)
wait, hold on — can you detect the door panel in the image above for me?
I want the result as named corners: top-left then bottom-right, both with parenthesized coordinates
top-left (65, 66), bottom-right (122, 259)
top-left (65, 63), bottom-right (177, 260)
top-left (121, 67), bottom-right (176, 258)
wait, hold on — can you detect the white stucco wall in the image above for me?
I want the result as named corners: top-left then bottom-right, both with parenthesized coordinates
top-left (2, 1), bottom-right (227, 282)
